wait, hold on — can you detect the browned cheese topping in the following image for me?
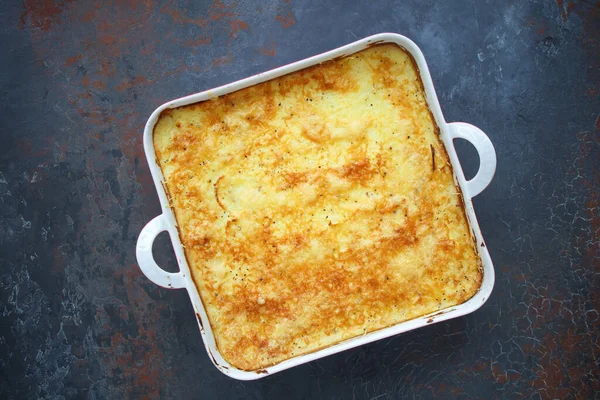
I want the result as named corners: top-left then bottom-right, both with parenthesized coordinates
top-left (153, 44), bottom-right (482, 370)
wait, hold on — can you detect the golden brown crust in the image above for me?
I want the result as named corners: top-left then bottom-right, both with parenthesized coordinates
top-left (153, 44), bottom-right (482, 371)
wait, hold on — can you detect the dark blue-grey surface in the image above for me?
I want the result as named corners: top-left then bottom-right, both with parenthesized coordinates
top-left (1, 0), bottom-right (599, 398)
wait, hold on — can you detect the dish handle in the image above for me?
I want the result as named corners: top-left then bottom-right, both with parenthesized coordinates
top-left (136, 214), bottom-right (186, 289)
top-left (446, 122), bottom-right (497, 197)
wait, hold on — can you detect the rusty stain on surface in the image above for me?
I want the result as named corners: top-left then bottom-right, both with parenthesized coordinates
top-left (212, 53), bottom-right (233, 67)
top-left (16, 139), bottom-right (49, 158)
top-left (92, 80), bottom-right (107, 90)
top-left (105, 266), bottom-right (172, 398)
top-left (81, 3), bottom-right (100, 22)
top-left (184, 36), bottom-right (212, 47)
top-left (20, 0), bottom-right (74, 32)
top-left (491, 363), bottom-right (521, 385)
top-left (575, 1), bottom-right (600, 89)
top-left (120, 120), bottom-right (147, 163)
top-left (555, 0), bottom-right (567, 20)
top-left (65, 53), bottom-right (83, 67)
top-left (230, 19), bottom-right (248, 37)
top-left (276, 11), bottom-right (295, 28)
top-left (116, 76), bottom-right (152, 91)
top-left (160, 4), bottom-right (207, 27)
top-left (208, 0), bottom-right (236, 22)
top-left (161, 0), bottom-right (247, 40)
top-left (522, 129), bottom-right (600, 397)
top-left (260, 42), bottom-right (276, 57)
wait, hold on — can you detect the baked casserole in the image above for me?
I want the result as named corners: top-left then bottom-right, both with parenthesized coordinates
top-left (153, 43), bottom-right (482, 370)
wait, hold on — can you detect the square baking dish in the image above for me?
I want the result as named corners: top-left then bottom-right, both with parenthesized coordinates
top-left (136, 33), bottom-right (496, 380)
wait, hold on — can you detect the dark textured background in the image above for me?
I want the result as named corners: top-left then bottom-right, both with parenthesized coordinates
top-left (1, 0), bottom-right (599, 398)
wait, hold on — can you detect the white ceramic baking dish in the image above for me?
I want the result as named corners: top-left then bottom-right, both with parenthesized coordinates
top-left (136, 33), bottom-right (496, 380)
